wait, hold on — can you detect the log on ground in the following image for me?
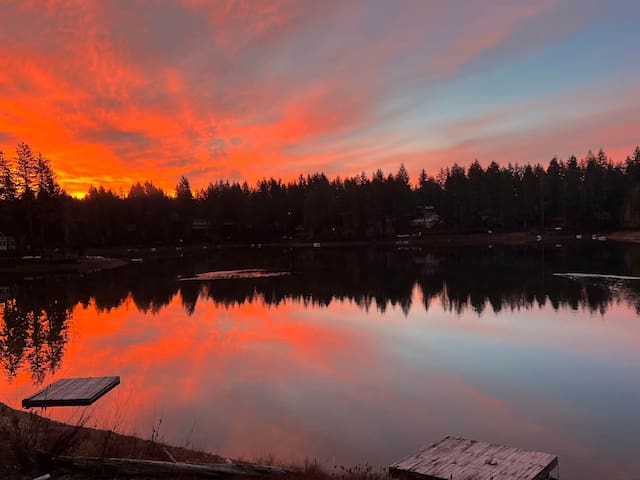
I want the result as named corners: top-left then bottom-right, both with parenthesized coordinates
top-left (52, 455), bottom-right (292, 478)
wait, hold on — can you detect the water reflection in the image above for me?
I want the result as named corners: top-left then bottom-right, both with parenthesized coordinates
top-left (0, 285), bottom-right (71, 383)
top-left (2, 245), bottom-right (640, 383)
top-left (1, 245), bottom-right (640, 478)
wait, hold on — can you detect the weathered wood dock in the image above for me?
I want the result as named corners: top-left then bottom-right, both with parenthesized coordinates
top-left (22, 376), bottom-right (120, 408)
top-left (389, 436), bottom-right (558, 480)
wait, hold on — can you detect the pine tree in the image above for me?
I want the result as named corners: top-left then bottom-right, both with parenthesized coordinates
top-left (176, 175), bottom-right (193, 201)
top-left (0, 150), bottom-right (17, 201)
top-left (395, 163), bottom-right (410, 185)
top-left (418, 169), bottom-right (428, 187)
top-left (35, 152), bottom-right (60, 198)
top-left (15, 142), bottom-right (37, 197)
top-left (176, 175), bottom-right (194, 241)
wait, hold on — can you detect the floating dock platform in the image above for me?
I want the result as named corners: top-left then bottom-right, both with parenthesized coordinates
top-left (22, 376), bottom-right (120, 408)
top-left (389, 436), bottom-right (558, 480)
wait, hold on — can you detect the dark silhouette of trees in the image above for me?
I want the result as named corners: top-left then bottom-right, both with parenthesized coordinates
top-left (176, 176), bottom-right (194, 242)
top-left (0, 287), bottom-right (71, 383)
top-left (1, 142), bottom-right (640, 250)
top-left (0, 150), bottom-right (17, 201)
top-left (623, 147), bottom-right (640, 228)
top-left (0, 143), bottom-right (64, 250)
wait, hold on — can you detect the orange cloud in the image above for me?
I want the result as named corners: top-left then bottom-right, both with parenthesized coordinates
top-left (0, 1), bottom-right (637, 197)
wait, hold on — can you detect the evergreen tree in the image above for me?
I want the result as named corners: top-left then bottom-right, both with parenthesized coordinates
top-left (176, 175), bottom-right (193, 201)
top-left (2, 142), bottom-right (640, 247)
top-left (15, 142), bottom-right (36, 197)
top-left (35, 153), bottom-right (60, 198)
top-left (0, 150), bottom-right (17, 201)
top-left (176, 175), bottom-right (194, 242)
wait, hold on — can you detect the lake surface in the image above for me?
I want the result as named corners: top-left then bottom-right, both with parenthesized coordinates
top-left (2, 244), bottom-right (640, 479)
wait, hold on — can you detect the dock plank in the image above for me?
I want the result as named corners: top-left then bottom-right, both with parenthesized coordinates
top-left (22, 376), bottom-right (120, 408)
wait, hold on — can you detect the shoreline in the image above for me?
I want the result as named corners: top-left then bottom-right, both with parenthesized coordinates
top-left (0, 401), bottom-right (219, 478)
top-left (0, 257), bottom-right (127, 275)
top-left (86, 230), bottom-right (629, 253)
top-left (1, 401), bottom-right (387, 479)
top-left (0, 402), bottom-right (320, 479)
top-left (83, 230), bottom-right (637, 255)
top-left (2, 230), bottom-right (639, 275)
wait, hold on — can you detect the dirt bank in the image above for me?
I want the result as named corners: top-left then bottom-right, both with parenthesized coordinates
top-left (0, 402), bottom-right (228, 479)
top-left (0, 402), bottom-right (378, 480)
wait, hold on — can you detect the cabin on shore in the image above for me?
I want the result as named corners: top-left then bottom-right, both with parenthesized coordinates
top-left (0, 285), bottom-right (11, 302)
top-left (389, 436), bottom-right (559, 480)
top-left (0, 232), bottom-right (16, 252)
top-left (410, 206), bottom-right (440, 229)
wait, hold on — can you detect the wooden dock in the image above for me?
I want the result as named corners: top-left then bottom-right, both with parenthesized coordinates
top-left (389, 436), bottom-right (558, 480)
top-left (22, 376), bottom-right (120, 408)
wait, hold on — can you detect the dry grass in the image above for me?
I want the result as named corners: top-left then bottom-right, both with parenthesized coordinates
top-left (0, 402), bottom-right (389, 480)
top-left (0, 402), bottom-right (224, 479)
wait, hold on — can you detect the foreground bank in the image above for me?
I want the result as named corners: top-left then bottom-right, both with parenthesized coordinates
top-left (0, 403), bottom-right (381, 480)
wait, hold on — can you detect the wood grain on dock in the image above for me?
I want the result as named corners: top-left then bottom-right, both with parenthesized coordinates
top-left (389, 436), bottom-right (558, 480)
top-left (22, 376), bottom-right (120, 408)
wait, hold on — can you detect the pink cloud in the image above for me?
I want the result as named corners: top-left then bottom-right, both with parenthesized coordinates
top-left (0, 1), bottom-right (632, 197)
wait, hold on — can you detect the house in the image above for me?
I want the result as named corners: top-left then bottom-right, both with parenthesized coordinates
top-left (191, 218), bottom-right (213, 242)
top-left (191, 219), bottom-right (212, 231)
top-left (0, 232), bottom-right (17, 252)
top-left (410, 206), bottom-right (440, 229)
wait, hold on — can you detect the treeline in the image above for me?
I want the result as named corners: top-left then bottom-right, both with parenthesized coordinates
top-left (2, 143), bottom-right (640, 249)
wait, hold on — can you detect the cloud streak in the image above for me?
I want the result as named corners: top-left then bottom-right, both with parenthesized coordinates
top-left (0, 0), bottom-right (638, 196)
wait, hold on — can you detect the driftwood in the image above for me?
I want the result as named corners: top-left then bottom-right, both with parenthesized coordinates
top-left (51, 455), bottom-right (292, 478)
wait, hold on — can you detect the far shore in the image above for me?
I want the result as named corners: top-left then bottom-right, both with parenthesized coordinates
top-left (0, 257), bottom-right (127, 275)
top-left (81, 230), bottom-right (640, 254)
top-left (2, 230), bottom-right (640, 276)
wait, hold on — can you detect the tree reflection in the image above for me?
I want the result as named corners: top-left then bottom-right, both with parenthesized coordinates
top-left (0, 290), bottom-right (71, 383)
top-left (2, 244), bottom-right (640, 382)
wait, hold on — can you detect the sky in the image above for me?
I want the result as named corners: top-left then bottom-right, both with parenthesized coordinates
top-left (1, 0), bottom-right (639, 197)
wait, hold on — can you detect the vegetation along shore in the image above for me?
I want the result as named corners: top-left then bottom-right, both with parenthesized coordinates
top-left (0, 402), bottom-right (382, 480)
top-left (2, 143), bottom-right (640, 254)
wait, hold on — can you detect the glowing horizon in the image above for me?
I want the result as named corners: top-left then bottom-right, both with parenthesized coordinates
top-left (1, 1), bottom-right (639, 197)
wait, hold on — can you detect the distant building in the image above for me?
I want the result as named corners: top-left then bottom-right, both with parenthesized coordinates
top-left (190, 218), bottom-right (213, 242)
top-left (191, 219), bottom-right (212, 231)
top-left (410, 206), bottom-right (440, 229)
top-left (0, 232), bottom-right (17, 252)
top-left (0, 285), bottom-right (12, 302)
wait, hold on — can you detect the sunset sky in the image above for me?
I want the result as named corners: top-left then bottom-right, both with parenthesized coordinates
top-left (1, 0), bottom-right (639, 197)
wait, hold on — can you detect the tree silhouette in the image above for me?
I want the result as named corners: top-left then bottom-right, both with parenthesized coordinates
top-left (1, 142), bottom-right (640, 250)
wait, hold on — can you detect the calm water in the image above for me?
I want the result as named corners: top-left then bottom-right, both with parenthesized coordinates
top-left (2, 245), bottom-right (640, 479)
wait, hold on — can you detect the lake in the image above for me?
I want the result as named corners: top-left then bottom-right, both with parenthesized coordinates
top-left (1, 244), bottom-right (640, 479)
